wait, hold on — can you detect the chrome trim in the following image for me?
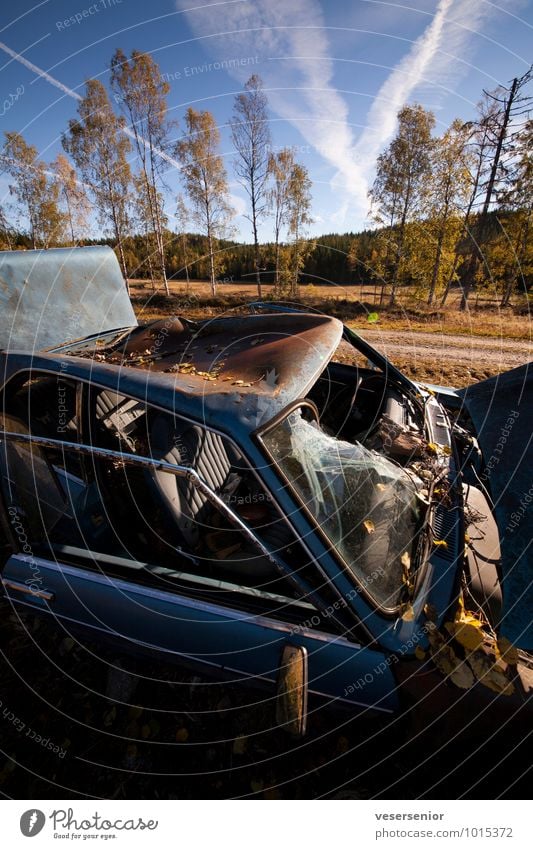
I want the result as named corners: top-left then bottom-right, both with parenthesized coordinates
top-left (1, 430), bottom-right (281, 571)
top-left (10, 554), bottom-right (360, 649)
top-left (2, 578), bottom-right (54, 601)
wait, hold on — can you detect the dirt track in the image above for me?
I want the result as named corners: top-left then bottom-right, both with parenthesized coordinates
top-left (357, 329), bottom-right (531, 385)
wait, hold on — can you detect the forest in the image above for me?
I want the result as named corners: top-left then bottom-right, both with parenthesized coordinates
top-left (1, 52), bottom-right (531, 310)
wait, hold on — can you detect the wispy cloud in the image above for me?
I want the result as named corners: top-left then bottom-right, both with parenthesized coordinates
top-left (176, 0), bottom-right (500, 224)
top-left (354, 0), bottom-right (501, 173)
top-left (175, 0), bottom-right (369, 207)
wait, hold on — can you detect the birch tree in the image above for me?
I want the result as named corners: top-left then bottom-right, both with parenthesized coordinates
top-left (111, 49), bottom-right (172, 294)
top-left (231, 75), bottom-right (271, 297)
top-left (62, 80), bottom-right (132, 284)
top-left (175, 108), bottom-right (234, 295)
top-left (267, 147), bottom-right (295, 290)
top-left (2, 131), bottom-right (64, 248)
top-left (369, 104), bottom-right (435, 304)
top-left (53, 153), bottom-right (91, 244)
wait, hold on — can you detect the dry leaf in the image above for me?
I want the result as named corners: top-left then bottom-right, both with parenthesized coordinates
top-left (497, 636), bottom-right (519, 666)
top-left (363, 519), bottom-right (375, 534)
top-left (415, 646), bottom-right (426, 660)
top-left (175, 727), bottom-right (189, 742)
top-left (445, 621), bottom-right (485, 652)
top-left (467, 651), bottom-right (515, 695)
top-left (401, 603), bottom-right (415, 621)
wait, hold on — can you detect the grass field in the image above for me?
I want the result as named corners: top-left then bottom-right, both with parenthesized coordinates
top-left (129, 279), bottom-right (531, 340)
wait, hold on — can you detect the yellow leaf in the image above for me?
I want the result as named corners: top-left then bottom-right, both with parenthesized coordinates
top-left (363, 519), bottom-right (375, 534)
top-left (445, 621), bottom-right (484, 651)
top-left (401, 603), bottom-right (415, 621)
top-left (430, 639), bottom-right (475, 689)
top-left (415, 646), bottom-right (426, 660)
top-left (433, 539), bottom-right (448, 549)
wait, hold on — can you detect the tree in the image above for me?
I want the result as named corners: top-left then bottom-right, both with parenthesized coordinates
top-left (267, 147), bottom-right (295, 290)
top-left (175, 194), bottom-right (192, 290)
top-left (231, 75), bottom-right (271, 297)
top-left (53, 153), bottom-right (91, 244)
top-left (2, 131), bottom-right (64, 248)
top-left (285, 162), bottom-right (313, 297)
top-left (423, 120), bottom-right (472, 304)
top-left (63, 80), bottom-right (132, 285)
top-left (459, 67), bottom-right (533, 309)
top-left (492, 118), bottom-right (533, 305)
top-left (175, 108), bottom-right (234, 295)
top-left (111, 49), bottom-right (172, 294)
top-left (369, 104), bottom-right (435, 303)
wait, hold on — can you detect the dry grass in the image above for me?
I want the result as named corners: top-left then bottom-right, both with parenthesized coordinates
top-left (129, 279), bottom-right (532, 341)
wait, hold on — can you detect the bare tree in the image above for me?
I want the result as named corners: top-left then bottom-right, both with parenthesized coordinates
top-left (459, 66), bottom-right (533, 309)
top-left (231, 75), bottom-right (271, 297)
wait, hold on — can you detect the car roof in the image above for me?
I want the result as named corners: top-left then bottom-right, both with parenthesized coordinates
top-left (3, 312), bottom-right (343, 436)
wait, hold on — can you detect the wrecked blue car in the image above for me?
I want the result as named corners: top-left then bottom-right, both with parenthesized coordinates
top-left (0, 246), bottom-right (531, 736)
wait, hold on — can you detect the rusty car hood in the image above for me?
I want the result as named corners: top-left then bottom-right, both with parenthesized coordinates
top-left (458, 363), bottom-right (532, 650)
top-left (0, 246), bottom-right (137, 351)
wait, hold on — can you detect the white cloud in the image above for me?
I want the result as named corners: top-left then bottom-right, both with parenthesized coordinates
top-left (176, 0), bottom-right (505, 227)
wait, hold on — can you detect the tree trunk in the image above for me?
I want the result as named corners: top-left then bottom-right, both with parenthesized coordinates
top-left (428, 226), bottom-right (444, 305)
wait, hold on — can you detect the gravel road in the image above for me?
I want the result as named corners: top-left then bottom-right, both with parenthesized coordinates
top-left (357, 329), bottom-right (531, 384)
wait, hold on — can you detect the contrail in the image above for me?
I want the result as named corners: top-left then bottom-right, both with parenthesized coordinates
top-left (0, 39), bottom-right (81, 100)
top-left (0, 40), bottom-right (181, 169)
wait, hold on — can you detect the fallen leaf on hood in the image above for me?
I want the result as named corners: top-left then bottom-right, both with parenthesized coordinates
top-left (427, 625), bottom-right (475, 689)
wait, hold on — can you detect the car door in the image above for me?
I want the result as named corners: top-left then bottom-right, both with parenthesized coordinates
top-left (0, 371), bottom-right (399, 714)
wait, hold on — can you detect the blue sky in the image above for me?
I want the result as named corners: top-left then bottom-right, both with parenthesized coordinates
top-left (1, 0), bottom-right (532, 241)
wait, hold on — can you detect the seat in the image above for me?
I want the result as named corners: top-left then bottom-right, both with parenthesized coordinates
top-left (148, 416), bottom-right (281, 581)
top-left (148, 416), bottom-right (240, 548)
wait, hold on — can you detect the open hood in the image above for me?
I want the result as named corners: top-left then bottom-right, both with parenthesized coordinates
top-left (0, 246), bottom-right (137, 352)
top-left (458, 363), bottom-right (532, 649)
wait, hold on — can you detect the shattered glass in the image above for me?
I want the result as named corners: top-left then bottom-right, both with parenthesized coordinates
top-left (263, 408), bottom-right (420, 609)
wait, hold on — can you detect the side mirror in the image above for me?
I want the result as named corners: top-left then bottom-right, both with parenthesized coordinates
top-left (275, 644), bottom-right (308, 737)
